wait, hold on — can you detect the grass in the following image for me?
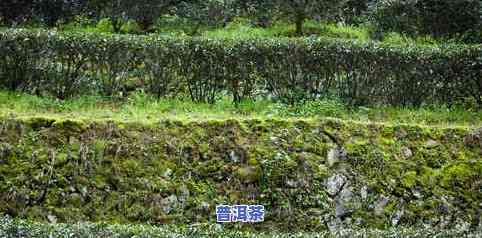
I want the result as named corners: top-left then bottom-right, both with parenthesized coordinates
top-left (11, 16), bottom-right (476, 47)
top-left (201, 20), bottom-right (371, 41)
top-left (1, 216), bottom-right (481, 238)
top-left (0, 91), bottom-right (480, 127)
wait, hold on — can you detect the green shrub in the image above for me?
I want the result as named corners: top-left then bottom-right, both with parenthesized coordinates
top-left (120, 20), bottom-right (142, 34)
top-left (0, 29), bottom-right (481, 106)
top-left (318, 23), bottom-right (370, 41)
top-left (96, 18), bottom-right (115, 33)
top-left (381, 32), bottom-right (440, 46)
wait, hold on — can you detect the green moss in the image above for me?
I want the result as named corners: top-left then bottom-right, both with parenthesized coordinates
top-left (418, 166), bottom-right (440, 189)
top-left (401, 171), bottom-right (417, 188)
top-left (52, 119), bottom-right (86, 135)
top-left (25, 117), bottom-right (55, 129)
top-left (440, 163), bottom-right (477, 189)
top-left (247, 157), bottom-right (259, 166)
top-left (235, 165), bottom-right (262, 183)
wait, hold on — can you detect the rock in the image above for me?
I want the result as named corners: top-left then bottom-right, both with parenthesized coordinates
top-left (391, 209), bottom-right (404, 226)
top-left (0, 143), bottom-right (12, 158)
top-left (47, 214), bottom-right (57, 223)
top-left (308, 208), bottom-right (324, 216)
top-left (285, 179), bottom-right (298, 188)
top-left (464, 128), bottom-right (482, 149)
top-left (162, 168), bottom-right (173, 178)
top-left (335, 186), bottom-right (356, 219)
top-left (412, 189), bottom-right (423, 199)
top-left (374, 195), bottom-right (390, 216)
top-left (200, 201), bottom-right (210, 212)
top-left (434, 215), bottom-right (450, 228)
top-left (425, 139), bottom-right (439, 148)
top-left (160, 195), bottom-right (179, 214)
top-left (229, 150), bottom-right (239, 163)
top-left (338, 186), bottom-right (354, 204)
top-left (360, 186), bottom-right (369, 201)
top-left (178, 185), bottom-right (190, 203)
top-left (327, 147), bottom-right (347, 167)
top-left (327, 149), bottom-right (338, 167)
top-left (325, 174), bottom-right (347, 196)
top-left (437, 203), bottom-right (449, 214)
top-left (395, 129), bottom-right (408, 140)
top-left (327, 218), bottom-right (343, 233)
top-left (335, 203), bottom-right (352, 218)
top-left (354, 218), bottom-right (365, 226)
top-left (401, 147), bottom-right (413, 159)
top-left (79, 186), bottom-right (88, 198)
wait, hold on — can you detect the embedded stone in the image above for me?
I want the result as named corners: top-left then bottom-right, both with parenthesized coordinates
top-left (326, 174), bottom-right (347, 196)
top-left (229, 150), bottom-right (239, 163)
top-left (335, 203), bottom-right (352, 218)
top-left (0, 143), bottom-right (12, 158)
top-left (374, 196), bottom-right (390, 216)
top-left (47, 214), bottom-right (57, 223)
top-left (327, 147), bottom-right (348, 167)
top-left (391, 209), bottom-right (404, 225)
top-left (464, 128), bottom-right (482, 149)
top-left (160, 195), bottom-right (179, 214)
top-left (425, 139), bottom-right (439, 148)
top-left (360, 186), bottom-right (369, 201)
top-left (401, 146), bottom-right (413, 159)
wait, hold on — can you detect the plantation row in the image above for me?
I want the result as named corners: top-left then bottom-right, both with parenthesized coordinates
top-left (1, 29), bottom-right (481, 106)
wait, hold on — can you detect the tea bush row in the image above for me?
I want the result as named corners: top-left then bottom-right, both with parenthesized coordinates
top-left (1, 29), bottom-right (480, 106)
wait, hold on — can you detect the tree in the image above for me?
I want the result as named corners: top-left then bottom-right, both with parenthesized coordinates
top-left (341, 0), bottom-right (370, 24)
top-left (176, 0), bottom-right (235, 35)
top-left (233, 0), bottom-right (276, 27)
top-left (275, 0), bottom-right (345, 35)
top-left (0, 0), bottom-right (33, 26)
top-left (370, 0), bottom-right (481, 41)
top-left (87, 0), bottom-right (180, 32)
top-left (126, 0), bottom-right (182, 31)
top-left (33, 0), bottom-right (84, 27)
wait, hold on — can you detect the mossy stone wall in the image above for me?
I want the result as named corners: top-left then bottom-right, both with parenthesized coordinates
top-left (0, 118), bottom-right (480, 231)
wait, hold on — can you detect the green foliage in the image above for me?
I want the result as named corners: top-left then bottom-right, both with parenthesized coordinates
top-left (0, 217), bottom-right (480, 237)
top-left (95, 18), bottom-right (115, 33)
top-left (86, 0), bottom-right (180, 32)
top-left (340, 0), bottom-right (370, 25)
top-left (0, 0), bottom-right (33, 26)
top-left (316, 23), bottom-right (370, 41)
top-left (370, 0), bottom-right (482, 42)
top-left (269, 0), bottom-right (346, 35)
top-left (120, 20), bottom-right (142, 34)
top-left (0, 29), bottom-right (481, 106)
top-left (381, 32), bottom-right (440, 46)
top-left (174, 0), bottom-right (236, 36)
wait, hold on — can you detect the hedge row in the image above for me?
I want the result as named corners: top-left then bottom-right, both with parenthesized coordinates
top-left (1, 29), bottom-right (481, 106)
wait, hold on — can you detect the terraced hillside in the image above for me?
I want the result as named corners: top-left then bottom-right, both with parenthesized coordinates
top-left (1, 21), bottom-right (481, 237)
